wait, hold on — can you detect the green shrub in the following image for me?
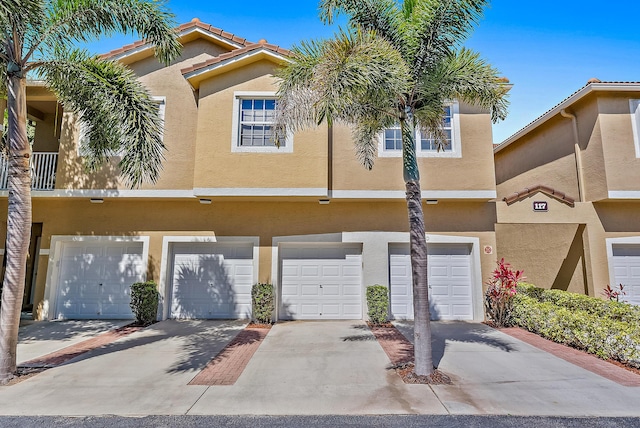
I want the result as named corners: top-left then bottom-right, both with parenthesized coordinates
top-left (511, 292), bottom-right (640, 367)
top-left (130, 281), bottom-right (159, 326)
top-left (366, 285), bottom-right (389, 325)
top-left (517, 283), bottom-right (640, 324)
top-left (252, 283), bottom-right (274, 324)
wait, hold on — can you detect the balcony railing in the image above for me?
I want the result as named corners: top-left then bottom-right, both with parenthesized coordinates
top-left (0, 152), bottom-right (58, 191)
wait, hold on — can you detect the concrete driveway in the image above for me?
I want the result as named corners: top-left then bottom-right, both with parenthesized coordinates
top-left (1, 319), bottom-right (640, 416)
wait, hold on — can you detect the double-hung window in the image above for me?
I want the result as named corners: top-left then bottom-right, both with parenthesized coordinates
top-left (379, 102), bottom-right (460, 158)
top-left (232, 92), bottom-right (292, 153)
top-left (631, 99), bottom-right (640, 158)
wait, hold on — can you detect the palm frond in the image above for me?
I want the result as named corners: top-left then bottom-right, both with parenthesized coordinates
top-left (405, 0), bottom-right (488, 71)
top-left (31, 0), bottom-right (180, 65)
top-left (278, 27), bottom-right (408, 133)
top-left (42, 50), bottom-right (165, 188)
top-left (421, 47), bottom-right (509, 123)
top-left (319, 0), bottom-right (404, 48)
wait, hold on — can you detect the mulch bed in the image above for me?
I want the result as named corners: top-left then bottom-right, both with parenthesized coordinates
top-left (368, 322), bottom-right (452, 385)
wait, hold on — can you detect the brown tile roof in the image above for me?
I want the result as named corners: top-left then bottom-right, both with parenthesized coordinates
top-left (503, 184), bottom-right (576, 207)
top-left (101, 18), bottom-right (250, 59)
top-left (181, 39), bottom-right (292, 75)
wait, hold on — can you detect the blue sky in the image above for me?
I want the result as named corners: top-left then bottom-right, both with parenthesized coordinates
top-left (89, 0), bottom-right (640, 144)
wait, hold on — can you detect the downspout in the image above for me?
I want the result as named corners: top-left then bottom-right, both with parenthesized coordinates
top-left (560, 109), bottom-right (585, 202)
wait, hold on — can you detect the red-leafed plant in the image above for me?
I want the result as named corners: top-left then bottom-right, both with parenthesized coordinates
top-left (602, 284), bottom-right (626, 302)
top-left (485, 258), bottom-right (525, 327)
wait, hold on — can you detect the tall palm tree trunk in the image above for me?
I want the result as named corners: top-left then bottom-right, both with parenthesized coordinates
top-left (0, 74), bottom-right (32, 384)
top-left (401, 110), bottom-right (434, 377)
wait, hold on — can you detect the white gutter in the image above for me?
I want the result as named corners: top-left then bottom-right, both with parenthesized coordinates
top-left (495, 82), bottom-right (640, 153)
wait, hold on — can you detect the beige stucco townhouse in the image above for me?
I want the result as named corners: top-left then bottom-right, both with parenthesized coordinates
top-left (494, 80), bottom-right (640, 305)
top-left (1, 19), bottom-right (501, 322)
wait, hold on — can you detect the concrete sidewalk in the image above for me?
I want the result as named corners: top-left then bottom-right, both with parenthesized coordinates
top-left (17, 320), bottom-right (131, 365)
top-left (0, 320), bottom-right (639, 416)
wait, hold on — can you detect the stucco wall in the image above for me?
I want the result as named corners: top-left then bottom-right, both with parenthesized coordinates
top-left (2, 198), bottom-right (497, 319)
top-left (194, 60), bottom-right (328, 191)
top-left (332, 102), bottom-right (496, 193)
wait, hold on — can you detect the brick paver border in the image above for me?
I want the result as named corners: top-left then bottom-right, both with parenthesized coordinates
top-left (369, 324), bottom-right (413, 366)
top-left (20, 324), bottom-right (143, 368)
top-left (501, 327), bottom-right (640, 387)
top-left (188, 326), bottom-right (270, 386)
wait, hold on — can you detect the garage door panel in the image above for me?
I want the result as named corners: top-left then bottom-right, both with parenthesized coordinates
top-left (301, 285), bottom-right (320, 296)
top-left (452, 285), bottom-right (472, 296)
top-left (342, 285), bottom-right (361, 296)
top-left (321, 285), bottom-right (340, 296)
top-left (430, 286), bottom-right (450, 297)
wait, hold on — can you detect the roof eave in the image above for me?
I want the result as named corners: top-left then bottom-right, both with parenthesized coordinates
top-left (494, 82), bottom-right (640, 154)
top-left (183, 49), bottom-right (291, 89)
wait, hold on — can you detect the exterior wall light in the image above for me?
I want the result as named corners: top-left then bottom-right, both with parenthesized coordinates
top-left (425, 199), bottom-right (438, 205)
top-left (90, 198), bottom-right (104, 204)
top-left (199, 198), bottom-right (212, 204)
top-left (318, 199), bottom-right (330, 205)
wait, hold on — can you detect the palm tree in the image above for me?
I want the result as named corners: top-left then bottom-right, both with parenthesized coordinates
top-left (0, 0), bottom-right (181, 384)
top-left (276, 0), bottom-right (508, 377)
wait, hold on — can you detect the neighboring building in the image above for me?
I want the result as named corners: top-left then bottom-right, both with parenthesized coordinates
top-left (1, 20), bottom-right (501, 322)
top-left (494, 80), bottom-right (640, 305)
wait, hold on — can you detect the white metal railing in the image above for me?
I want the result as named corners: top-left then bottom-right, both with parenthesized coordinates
top-left (0, 152), bottom-right (58, 191)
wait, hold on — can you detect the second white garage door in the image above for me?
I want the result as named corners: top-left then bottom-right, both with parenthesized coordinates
top-left (169, 242), bottom-right (254, 319)
top-left (389, 243), bottom-right (473, 320)
top-left (611, 244), bottom-right (640, 306)
top-left (280, 245), bottom-right (362, 320)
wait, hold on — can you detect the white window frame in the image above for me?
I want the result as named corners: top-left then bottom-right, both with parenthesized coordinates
top-left (77, 96), bottom-right (166, 157)
top-left (378, 101), bottom-right (461, 158)
top-left (630, 99), bottom-right (640, 158)
top-left (231, 91), bottom-right (293, 153)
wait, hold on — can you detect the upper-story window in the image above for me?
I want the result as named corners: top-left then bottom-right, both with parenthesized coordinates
top-left (379, 102), bottom-right (461, 158)
top-left (232, 91), bottom-right (292, 153)
top-left (631, 99), bottom-right (640, 158)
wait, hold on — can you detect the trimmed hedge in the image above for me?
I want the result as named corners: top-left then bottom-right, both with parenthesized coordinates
top-left (366, 285), bottom-right (389, 325)
top-left (518, 283), bottom-right (640, 324)
top-left (130, 281), bottom-right (159, 325)
top-left (252, 283), bottom-right (274, 324)
top-left (512, 284), bottom-right (640, 367)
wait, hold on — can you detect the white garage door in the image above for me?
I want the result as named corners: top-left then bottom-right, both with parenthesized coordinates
top-left (280, 245), bottom-right (362, 320)
top-left (55, 241), bottom-right (145, 319)
top-left (389, 243), bottom-right (473, 321)
top-left (170, 242), bottom-right (253, 319)
top-left (612, 244), bottom-right (640, 306)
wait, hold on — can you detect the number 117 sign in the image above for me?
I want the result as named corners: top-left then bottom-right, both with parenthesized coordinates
top-left (533, 201), bottom-right (548, 212)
